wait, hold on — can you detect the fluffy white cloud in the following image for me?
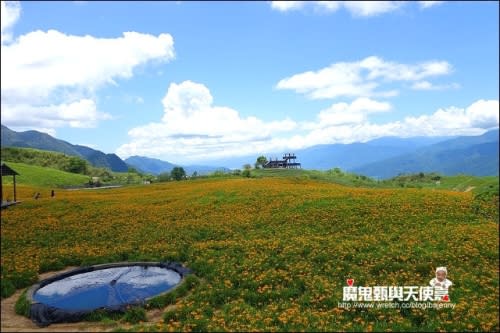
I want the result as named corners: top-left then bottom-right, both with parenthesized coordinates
top-left (303, 97), bottom-right (392, 129)
top-left (1, 99), bottom-right (112, 129)
top-left (277, 56), bottom-right (453, 100)
top-left (342, 1), bottom-right (402, 17)
top-left (118, 79), bottom-right (498, 162)
top-left (1, 2), bottom-right (175, 134)
top-left (270, 1), bottom-right (306, 11)
top-left (270, 1), bottom-right (405, 17)
top-left (1, 0), bottom-right (21, 43)
top-left (403, 99), bottom-right (499, 134)
top-left (298, 99), bottom-right (499, 147)
top-left (2, 30), bottom-right (174, 102)
top-left (117, 81), bottom-right (298, 161)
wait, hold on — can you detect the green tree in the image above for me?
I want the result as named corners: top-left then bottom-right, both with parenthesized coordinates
top-left (65, 157), bottom-right (88, 174)
top-left (242, 164), bottom-right (252, 178)
top-left (171, 167), bottom-right (186, 181)
top-left (255, 156), bottom-right (268, 169)
top-left (158, 172), bottom-right (171, 182)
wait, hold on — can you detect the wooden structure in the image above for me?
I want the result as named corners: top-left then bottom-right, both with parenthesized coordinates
top-left (1, 162), bottom-right (19, 208)
top-left (264, 153), bottom-right (301, 169)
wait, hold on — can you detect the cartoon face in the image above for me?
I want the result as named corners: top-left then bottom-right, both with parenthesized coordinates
top-left (436, 270), bottom-right (446, 282)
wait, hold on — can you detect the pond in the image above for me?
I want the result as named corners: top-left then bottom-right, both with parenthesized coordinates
top-left (28, 262), bottom-right (191, 326)
top-left (33, 265), bottom-right (181, 311)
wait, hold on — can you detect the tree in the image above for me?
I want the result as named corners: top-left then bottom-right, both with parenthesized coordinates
top-left (65, 157), bottom-right (88, 174)
top-left (158, 172), bottom-right (171, 182)
top-left (255, 156), bottom-right (268, 169)
top-left (171, 167), bottom-right (186, 181)
top-left (242, 164), bottom-right (252, 178)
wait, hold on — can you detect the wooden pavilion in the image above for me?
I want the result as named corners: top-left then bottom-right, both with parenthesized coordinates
top-left (1, 162), bottom-right (19, 209)
top-left (264, 153), bottom-right (301, 169)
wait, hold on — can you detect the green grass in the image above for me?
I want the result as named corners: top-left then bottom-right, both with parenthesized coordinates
top-left (1, 147), bottom-right (88, 173)
top-left (252, 168), bottom-right (498, 192)
top-left (1, 162), bottom-right (89, 188)
top-left (14, 289), bottom-right (30, 317)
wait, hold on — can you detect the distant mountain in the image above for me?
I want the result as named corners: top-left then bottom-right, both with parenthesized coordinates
top-left (125, 156), bottom-right (177, 174)
top-left (1, 125), bottom-right (129, 172)
top-left (73, 145), bottom-right (128, 172)
top-left (197, 137), bottom-right (453, 171)
top-left (264, 136), bottom-right (448, 171)
top-left (1, 125), bottom-right (81, 156)
top-left (353, 129), bottom-right (499, 178)
top-left (124, 155), bottom-right (230, 175)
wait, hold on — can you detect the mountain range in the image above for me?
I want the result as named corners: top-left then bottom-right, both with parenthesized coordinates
top-left (0, 125), bottom-right (229, 175)
top-left (1, 124), bottom-right (498, 178)
top-left (1, 125), bottom-right (129, 172)
top-left (124, 156), bottom-right (230, 176)
top-left (352, 129), bottom-right (499, 178)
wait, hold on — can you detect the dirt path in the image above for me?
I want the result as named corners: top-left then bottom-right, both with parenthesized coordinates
top-left (464, 186), bottom-right (476, 192)
top-left (0, 267), bottom-right (161, 332)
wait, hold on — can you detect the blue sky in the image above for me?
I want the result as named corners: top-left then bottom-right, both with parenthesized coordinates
top-left (1, 1), bottom-right (498, 164)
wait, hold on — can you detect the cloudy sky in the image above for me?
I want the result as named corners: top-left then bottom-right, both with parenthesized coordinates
top-left (1, 1), bottom-right (498, 163)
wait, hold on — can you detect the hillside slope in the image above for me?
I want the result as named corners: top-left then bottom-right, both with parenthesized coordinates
top-left (1, 125), bottom-right (128, 172)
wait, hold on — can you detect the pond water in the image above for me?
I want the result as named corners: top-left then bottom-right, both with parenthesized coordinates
top-left (32, 265), bottom-right (181, 311)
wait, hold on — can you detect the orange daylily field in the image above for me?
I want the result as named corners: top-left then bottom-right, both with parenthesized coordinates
top-left (1, 177), bottom-right (498, 331)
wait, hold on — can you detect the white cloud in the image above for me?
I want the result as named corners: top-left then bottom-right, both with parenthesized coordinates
top-left (404, 99), bottom-right (499, 134)
top-left (117, 81), bottom-right (298, 161)
top-left (118, 79), bottom-right (497, 162)
top-left (2, 99), bottom-right (112, 129)
top-left (299, 99), bottom-right (499, 146)
top-left (419, 1), bottom-right (443, 9)
top-left (270, 1), bottom-right (404, 17)
top-left (270, 1), bottom-right (305, 11)
top-left (411, 81), bottom-right (460, 91)
top-left (342, 1), bottom-right (403, 17)
top-left (2, 30), bottom-right (175, 102)
top-left (1, 0), bottom-right (21, 43)
top-left (303, 97), bottom-right (392, 129)
top-left (277, 56), bottom-right (453, 100)
top-left (1, 1), bottom-right (176, 135)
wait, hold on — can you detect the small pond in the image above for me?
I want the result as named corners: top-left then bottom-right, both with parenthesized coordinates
top-left (28, 262), bottom-right (191, 326)
top-left (33, 265), bottom-right (181, 311)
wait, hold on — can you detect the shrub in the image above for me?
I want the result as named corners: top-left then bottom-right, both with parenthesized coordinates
top-left (14, 290), bottom-right (31, 317)
top-left (123, 306), bottom-right (147, 324)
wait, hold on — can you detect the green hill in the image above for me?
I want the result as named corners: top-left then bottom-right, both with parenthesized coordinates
top-left (1, 162), bottom-right (89, 188)
top-left (1, 147), bottom-right (89, 174)
top-left (1, 125), bottom-right (129, 172)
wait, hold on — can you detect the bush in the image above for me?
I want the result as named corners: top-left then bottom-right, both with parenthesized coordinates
top-left (1, 278), bottom-right (16, 298)
top-left (123, 306), bottom-right (146, 324)
top-left (158, 172), bottom-right (171, 182)
top-left (14, 290), bottom-right (31, 317)
top-left (171, 167), bottom-right (186, 181)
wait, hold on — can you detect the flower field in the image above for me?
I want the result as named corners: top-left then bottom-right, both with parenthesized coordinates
top-left (1, 177), bottom-right (498, 331)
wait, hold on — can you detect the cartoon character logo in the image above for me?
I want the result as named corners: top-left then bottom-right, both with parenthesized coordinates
top-left (429, 266), bottom-right (452, 301)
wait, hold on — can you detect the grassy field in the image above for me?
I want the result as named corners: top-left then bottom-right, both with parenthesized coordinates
top-left (252, 168), bottom-right (499, 193)
top-left (1, 162), bottom-right (90, 189)
top-left (1, 176), bottom-right (498, 331)
top-left (1, 162), bottom-right (147, 190)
